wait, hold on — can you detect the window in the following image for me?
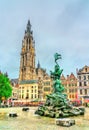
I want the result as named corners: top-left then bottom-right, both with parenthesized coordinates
top-left (80, 90), bottom-right (82, 95)
top-left (22, 90), bottom-right (24, 93)
top-left (72, 89), bottom-right (74, 93)
top-left (85, 89), bottom-right (87, 95)
top-left (35, 89), bottom-right (36, 93)
top-left (69, 95), bottom-right (71, 98)
top-left (22, 94), bottom-right (24, 99)
top-left (44, 87), bottom-right (50, 91)
top-left (75, 88), bottom-right (77, 92)
top-left (75, 84), bottom-right (77, 86)
top-left (79, 82), bottom-right (82, 86)
top-left (35, 94), bottom-right (36, 98)
top-left (26, 93), bottom-right (29, 99)
top-left (84, 76), bottom-right (86, 80)
top-left (85, 68), bottom-right (87, 72)
top-left (79, 76), bottom-right (81, 80)
top-left (88, 75), bottom-right (89, 80)
top-left (64, 89), bottom-right (67, 92)
top-left (31, 94), bottom-right (33, 99)
top-left (72, 95), bottom-right (74, 98)
top-left (69, 84), bottom-right (71, 87)
top-left (27, 90), bottom-right (29, 92)
top-left (69, 89), bottom-right (71, 93)
top-left (84, 82), bottom-right (87, 86)
top-left (44, 82), bottom-right (50, 86)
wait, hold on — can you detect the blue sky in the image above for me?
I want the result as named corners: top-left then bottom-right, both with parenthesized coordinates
top-left (0, 0), bottom-right (89, 79)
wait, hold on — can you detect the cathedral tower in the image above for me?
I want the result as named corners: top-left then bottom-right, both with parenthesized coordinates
top-left (18, 20), bottom-right (51, 101)
top-left (19, 20), bottom-right (36, 81)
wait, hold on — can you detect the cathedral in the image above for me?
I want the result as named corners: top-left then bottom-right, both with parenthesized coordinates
top-left (18, 20), bottom-right (52, 101)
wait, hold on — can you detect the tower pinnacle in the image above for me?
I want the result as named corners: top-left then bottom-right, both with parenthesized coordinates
top-left (25, 20), bottom-right (33, 36)
top-left (26, 20), bottom-right (31, 32)
top-left (37, 60), bottom-right (41, 69)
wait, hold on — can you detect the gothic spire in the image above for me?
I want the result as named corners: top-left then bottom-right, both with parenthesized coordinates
top-left (26, 20), bottom-right (31, 32)
top-left (37, 60), bottom-right (41, 69)
top-left (25, 20), bottom-right (33, 36)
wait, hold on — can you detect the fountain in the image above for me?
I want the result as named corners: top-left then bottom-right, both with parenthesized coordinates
top-left (35, 53), bottom-right (85, 118)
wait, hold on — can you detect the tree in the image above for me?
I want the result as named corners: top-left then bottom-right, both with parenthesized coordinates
top-left (0, 73), bottom-right (12, 101)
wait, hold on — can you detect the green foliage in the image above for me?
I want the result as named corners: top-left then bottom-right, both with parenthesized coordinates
top-left (0, 73), bottom-right (12, 100)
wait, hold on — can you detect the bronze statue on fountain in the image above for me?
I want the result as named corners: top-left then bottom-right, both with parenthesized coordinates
top-left (35, 53), bottom-right (85, 118)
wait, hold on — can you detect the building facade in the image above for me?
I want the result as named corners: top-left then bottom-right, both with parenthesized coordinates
top-left (77, 65), bottom-right (89, 101)
top-left (11, 79), bottom-right (19, 100)
top-left (61, 73), bottom-right (78, 101)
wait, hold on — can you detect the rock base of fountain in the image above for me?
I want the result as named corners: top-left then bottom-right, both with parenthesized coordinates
top-left (35, 93), bottom-right (85, 118)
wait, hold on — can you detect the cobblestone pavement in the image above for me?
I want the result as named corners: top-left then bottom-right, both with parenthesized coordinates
top-left (0, 107), bottom-right (89, 130)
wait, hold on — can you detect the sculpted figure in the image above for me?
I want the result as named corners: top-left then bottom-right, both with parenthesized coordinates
top-left (50, 53), bottom-right (64, 93)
